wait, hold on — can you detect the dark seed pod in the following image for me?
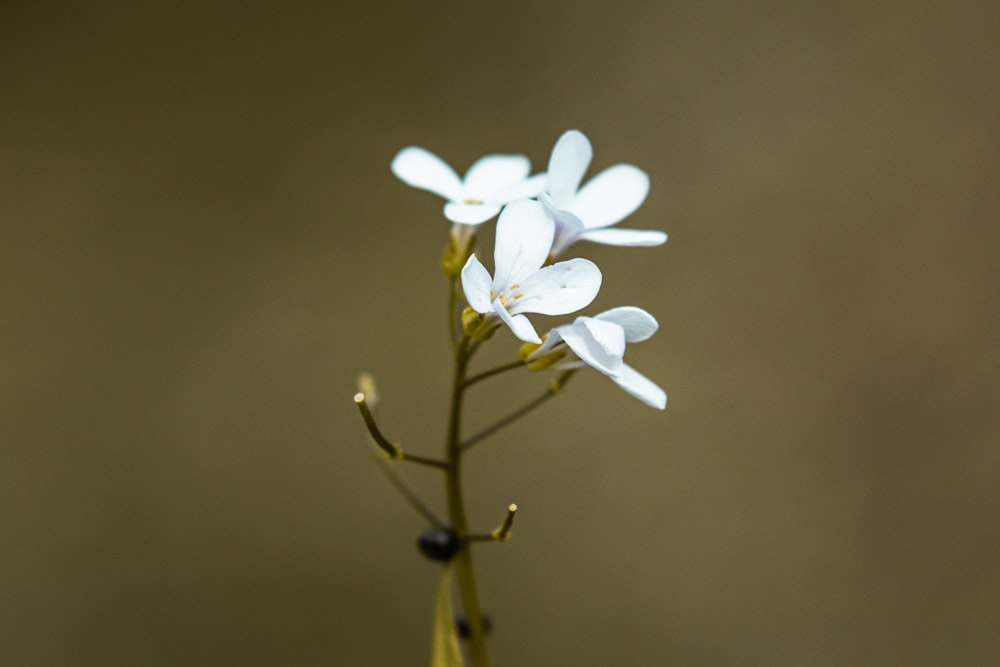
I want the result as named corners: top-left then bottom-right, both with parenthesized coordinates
top-left (455, 612), bottom-right (493, 639)
top-left (417, 527), bottom-right (460, 562)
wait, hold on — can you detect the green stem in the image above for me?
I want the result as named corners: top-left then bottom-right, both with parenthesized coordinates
top-left (447, 276), bottom-right (459, 348)
top-left (445, 336), bottom-right (491, 667)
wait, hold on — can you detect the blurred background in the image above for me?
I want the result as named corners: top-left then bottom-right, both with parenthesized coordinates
top-left (2, 2), bottom-right (998, 665)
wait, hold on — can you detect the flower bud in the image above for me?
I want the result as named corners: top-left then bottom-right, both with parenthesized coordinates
top-left (461, 306), bottom-right (499, 341)
top-left (441, 225), bottom-right (476, 277)
top-left (518, 341), bottom-right (567, 371)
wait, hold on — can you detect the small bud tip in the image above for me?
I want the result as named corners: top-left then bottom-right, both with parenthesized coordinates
top-left (353, 392), bottom-right (365, 403)
top-left (508, 504), bottom-right (517, 512)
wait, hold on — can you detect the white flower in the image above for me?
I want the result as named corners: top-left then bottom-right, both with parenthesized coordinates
top-left (542, 129), bottom-right (667, 256)
top-left (391, 146), bottom-right (547, 225)
top-left (529, 306), bottom-right (667, 409)
top-left (461, 200), bottom-right (602, 343)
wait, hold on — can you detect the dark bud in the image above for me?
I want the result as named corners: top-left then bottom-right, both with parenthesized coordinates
top-left (417, 527), bottom-right (460, 562)
top-left (455, 612), bottom-right (493, 639)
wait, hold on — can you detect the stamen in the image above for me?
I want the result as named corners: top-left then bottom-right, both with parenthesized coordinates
top-left (463, 198), bottom-right (484, 205)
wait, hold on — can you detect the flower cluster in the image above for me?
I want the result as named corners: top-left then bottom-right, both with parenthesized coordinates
top-left (392, 129), bottom-right (667, 409)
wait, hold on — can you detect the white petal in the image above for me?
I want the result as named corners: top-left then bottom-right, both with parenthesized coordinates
top-left (611, 363), bottom-right (667, 409)
top-left (533, 327), bottom-right (564, 355)
top-left (460, 255), bottom-right (494, 313)
top-left (571, 164), bottom-right (650, 228)
top-left (463, 154), bottom-right (531, 197)
top-left (547, 130), bottom-right (592, 208)
top-left (495, 301), bottom-right (541, 343)
top-left (579, 228), bottom-right (667, 247)
top-left (492, 200), bottom-right (554, 288)
top-left (541, 193), bottom-right (586, 256)
top-left (558, 318), bottom-right (625, 376)
top-left (551, 358), bottom-right (588, 371)
top-left (443, 202), bottom-right (502, 224)
top-left (511, 258), bottom-right (602, 316)
top-left (594, 306), bottom-right (659, 343)
top-left (492, 173), bottom-right (548, 202)
top-left (391, 147), bottom-right (464, 201)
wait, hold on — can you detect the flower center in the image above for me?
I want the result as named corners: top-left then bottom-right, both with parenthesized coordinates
top-left (463, 198), bottom-right (484, 205)
top-left (491, 284), bottom-right (524, 308)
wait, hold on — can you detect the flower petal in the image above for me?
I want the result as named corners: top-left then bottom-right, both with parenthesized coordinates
top-left (443, 202), bottom-right (503, 224)
top-left (495, 300), bottom-right (541, 343)
top-left (594, 306), bottom-right (659, 342)
top-left (492, 200), bottom-right (554, 288)
top-left (558, 318), bottom-right (625, 376)
top-left (611, 363), bottom-right (667, 409)
top-left (492, 173), bottom-right (548, 202)
top-left (547, 130), bottom-right (592, 208)
top-left (391, 147), bottom-right (464, 200)
top-left (533, 327), bottom-right (564, 355)
top-left (540, 192), bottom-right (586, 256)
top-left (463, 155), bottom-right (531, 197)
top-left (512, 258), bottom-right (602, 316)
top-left (460, 254), bottom-right (495, 313)
top-left (570, 164), bottom-right (650, 228)
top-left (579, 228), bottom-right (668, 247)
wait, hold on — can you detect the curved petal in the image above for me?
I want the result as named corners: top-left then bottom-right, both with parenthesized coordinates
top-left (558, 318), bottom-right (625, 376)
top-left (493, 200), bottom-right (554, 288)
top-left (492, 173), bottom-right (548, 202)
top-left (460, 254), bottom-right (495, 313)
top-left (533, 327), bottom-right (565, 355)
top-left (495, 300), bottom-right (541, 343)
top-left (547, 130), bottom-right (592, 208)
top-left (611, 363), bottom-right (667, 409)
top-left (551, 358), bottom-right (588, 371)
top-left (512, 258), bottom-right (602, 316)
top-left (443, 201), bottom-right (502, 224)
top-left (463, 154), bottom-right (531, 197)
top-left (595, 306), bottom-right (659, 342)
top-left (541, 193), bottom-right (586, 256)
top-left (579, 228), bottom-right (667, 247)
top-left (391, 147), bottom-right (464, 200)
top-left (571, 164), bottom-right (650, 228)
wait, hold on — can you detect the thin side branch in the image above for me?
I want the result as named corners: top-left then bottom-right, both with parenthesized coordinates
top-left (462, 359), bottom-right (525, 388)
top-left (462, 370), bottom-right (578, 451)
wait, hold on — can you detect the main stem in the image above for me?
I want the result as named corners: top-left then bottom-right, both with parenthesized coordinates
top-left (445, 336), bottom-right (491, 667)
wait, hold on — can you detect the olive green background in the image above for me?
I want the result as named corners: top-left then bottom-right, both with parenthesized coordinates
top-left (2, 2), bottom-right (998, 665)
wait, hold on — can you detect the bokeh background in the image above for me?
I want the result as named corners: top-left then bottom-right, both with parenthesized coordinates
top-left (3, 2), bottom-right (998, 665)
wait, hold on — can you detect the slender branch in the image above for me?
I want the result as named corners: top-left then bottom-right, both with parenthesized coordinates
top-left (354, 393), bottom-right (449, 469)
top-left (466, 503), bottom-right (518, 543)
top-left (462, 370), bottom-right (578, 451)
top-left (354, 392), bottom-right (398, 456)
top-left (462, 359), bottom-right (525, 388)
top-left (369, 452), bottom-right (447, 526)
top-left (399, 452), bottom-right (449, 469)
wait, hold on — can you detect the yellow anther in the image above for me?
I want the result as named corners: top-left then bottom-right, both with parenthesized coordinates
top-left (463, 198), bottom-right (484, 205)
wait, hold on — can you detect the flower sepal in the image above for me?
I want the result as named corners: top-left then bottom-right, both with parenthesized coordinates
top-left (518, 340), bottom-right (567, 371)
top-left (462, 306), bottom-right (500, 341)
